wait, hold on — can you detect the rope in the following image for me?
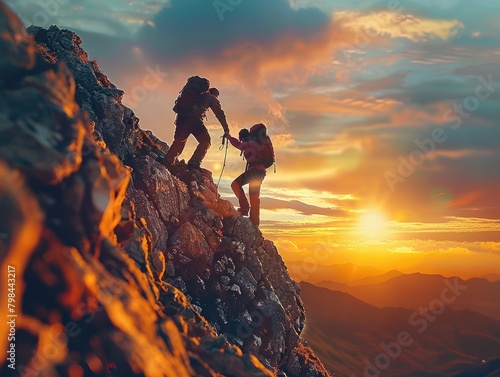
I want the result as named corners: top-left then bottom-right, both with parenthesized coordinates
top-left (216, 135), bottom-right (229, 188)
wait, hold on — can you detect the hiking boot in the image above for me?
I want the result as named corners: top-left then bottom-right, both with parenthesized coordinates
top-left (161, 159), bottom-right (172, 168)
top-left (237, 207), bottom-right (249, 216)
top-left (162, 157), bottom-right (180, 168)
top-left (187, 160), bottom-right (201, 170)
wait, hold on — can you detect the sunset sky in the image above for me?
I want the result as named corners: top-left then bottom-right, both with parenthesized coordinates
top-left (8, 0), bottom-right (500, 278)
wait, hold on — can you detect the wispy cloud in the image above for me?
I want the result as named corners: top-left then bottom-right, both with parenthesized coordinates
top-left (334, 11), bottom-right (464, 42)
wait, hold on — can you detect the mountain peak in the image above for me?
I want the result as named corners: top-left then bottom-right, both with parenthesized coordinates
top-left (0, 3), bottom-right (330, 376)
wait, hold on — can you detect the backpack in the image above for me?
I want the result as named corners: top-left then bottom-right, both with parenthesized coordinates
top-left (173, 76), bottom-right (210, 115)
top-left (249, 123), bottom-right (275, 169)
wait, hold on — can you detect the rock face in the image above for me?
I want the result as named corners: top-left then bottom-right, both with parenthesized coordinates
top-left (0, 2), bottom-right (331, 376)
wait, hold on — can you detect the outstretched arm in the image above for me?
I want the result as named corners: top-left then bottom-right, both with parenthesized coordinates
top-left (209, 95), bottom-right (229, 133)
top-left (227, 135), bottom-right (242, 150)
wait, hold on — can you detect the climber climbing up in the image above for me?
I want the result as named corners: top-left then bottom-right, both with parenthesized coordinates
top-left (163, 76), bottom-right (230, 169)
top-left (227, 123), bottom-right (275, 226)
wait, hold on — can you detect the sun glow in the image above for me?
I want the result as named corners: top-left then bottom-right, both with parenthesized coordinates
top-left (358, 210), bottom-right (388, 239)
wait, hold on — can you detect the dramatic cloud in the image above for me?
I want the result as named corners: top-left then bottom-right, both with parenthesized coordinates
top-left (138, 0), bottom-right (332, 61)
top-left (4, 0), bottom-right (499, 269)
top-left (334, 11), bottom-right (463, 42)
top-left (134, 0), bottom-right (358, 127)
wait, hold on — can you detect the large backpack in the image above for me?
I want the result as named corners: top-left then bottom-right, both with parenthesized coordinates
top-left (173, 76), bottom-right (210, 115)
top-left (249, 123), bottom-right (275, 169)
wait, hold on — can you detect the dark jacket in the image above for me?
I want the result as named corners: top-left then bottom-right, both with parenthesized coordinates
top-left (195, 93), bottom-right (229, 132)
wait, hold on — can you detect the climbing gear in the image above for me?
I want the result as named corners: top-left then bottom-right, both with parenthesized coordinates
top-left (173, 76), bottom-right (210, 115)
top-left (216, 134), bottom-right (228, 188)
top-left (249, 123), bottom-right (275, 170)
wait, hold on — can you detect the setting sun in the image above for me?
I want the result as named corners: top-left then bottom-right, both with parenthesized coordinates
top-left (358, 210), bottom-right (388, 238)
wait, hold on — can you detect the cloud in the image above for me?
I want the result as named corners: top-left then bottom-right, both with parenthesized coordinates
top-left (283, 88), bottom-right (399, 116)
top-left (261, 198), bottom-right (347, 217)
top-left (273, 238), bottom-right (301, 254)
top-left (389, 246), bottom-right (417, 254)
top-left (476, 242), bottom-right (500, 253)
top-left (135, 0), bottom-right (355, 127)
top-left (334, 10), bottom-right (464, 42)
top-left (138, 0), bottom-right (331, 62)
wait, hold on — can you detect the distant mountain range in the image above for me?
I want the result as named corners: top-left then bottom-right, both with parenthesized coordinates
top-left (286, 262), bottom-right (391, 283)
top-left (286, 261), bottom-right (500, 287)
top-left (348, 269), bottom-right (404, 286)
top-left (299, 282), bottom-right (500, 377)
top-left (315, 273), bottom-right (500, 321)
top-left (482, 273), bottom-right (500, 283)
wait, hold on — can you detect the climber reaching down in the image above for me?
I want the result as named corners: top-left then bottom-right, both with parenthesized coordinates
top-left (164, 76), bottom-right (230, 170)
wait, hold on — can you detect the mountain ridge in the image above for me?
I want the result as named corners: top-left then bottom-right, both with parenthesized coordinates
top-left (299, 282), bottom-right (500, 377)
top-left (314, 272), bottom-right (500, 321)
top-left (0, 2), bottom-right (329, 376)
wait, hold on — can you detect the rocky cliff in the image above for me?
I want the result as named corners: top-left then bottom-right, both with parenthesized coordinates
top-left (0, 2), bottom-right (330, 376)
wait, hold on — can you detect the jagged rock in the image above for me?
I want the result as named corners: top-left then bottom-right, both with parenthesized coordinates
top-left (0, 163), bottom-right (43, 353)
top-left (166, 259), bottom-right (176, 277)
top-left (214, 259), bottom-right (226, 274)
top-left (150, 249), bottom-right (166, 279)
top-left (235, 267), bottom-right (258, 300)
top-left (287, 340), bottom-right (332, 377)
top-left (121, 224), bottom-right (150, 267)
top-left (131, 155), bottom-right (190, 222)
top-left (170, 276), bottom-right (188, 294)
top-left (0, 2), bottom-right (37, 81)
top-left (247, 334), bottom-right (263, 356)
top-left (0, 49), bottom-right (85, 184)
top-left (0, 4), bottom-right (332, 376)
top-left (169, 222), bottom-right (213, 278)
top-left (128, 187), bottom-right (169, 252)
top-left (189, 180), bottom-right (198, 192)
top-left (231, 284), bottom-right (242, 295)
top-left (0, 3), bottom-right (275, 377)
top-left (179, 254), bottom-right (193, 264)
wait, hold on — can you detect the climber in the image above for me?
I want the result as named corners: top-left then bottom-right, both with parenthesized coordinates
top-left (227, 123), bottom-right (275, 226)
top-left (164, 76), bottom-right (230, 170)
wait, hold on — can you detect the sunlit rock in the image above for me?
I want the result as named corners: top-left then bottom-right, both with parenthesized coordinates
top-left (0, 1), bottom-right (331, 376)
